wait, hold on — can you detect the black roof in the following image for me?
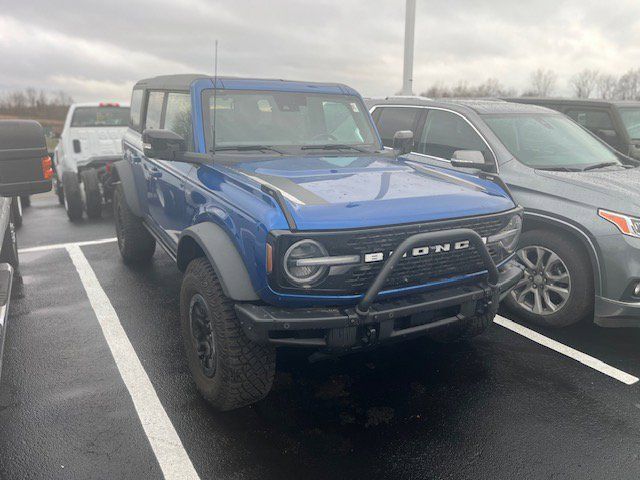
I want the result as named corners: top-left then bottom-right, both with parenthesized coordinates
top-left (365, 96), bottom-right (554, 115)
top-left (508, 97), bottom-right (640, 108)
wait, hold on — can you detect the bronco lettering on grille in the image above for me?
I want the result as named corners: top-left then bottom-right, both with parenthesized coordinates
top-left (364, 239), bottom-right (474, 263)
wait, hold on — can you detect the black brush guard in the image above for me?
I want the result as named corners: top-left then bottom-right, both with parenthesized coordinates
top-left (236, 229), bottom-right (520, 349)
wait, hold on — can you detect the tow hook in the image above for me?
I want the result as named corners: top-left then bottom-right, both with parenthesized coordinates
top-left (361, 326), bottom-right (378, 345)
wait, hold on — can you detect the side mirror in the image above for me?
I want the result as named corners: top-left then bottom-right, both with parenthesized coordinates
top-left (0, 120), bottom-right (53, 197)
top-left (451, 150), bottom-right (490, 171)
top-left (142, 129), bottom-right (186, 161)
top-left (393, 130), bottom-right (414, 155)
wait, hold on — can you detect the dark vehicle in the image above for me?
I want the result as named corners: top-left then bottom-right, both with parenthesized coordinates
top-left (0, 120), bottom-right (54, 380)
top-left (367, 96), bottom-right (640, 329)
top-left (509, 98), bottom-right (640, 161)
top-left (113, 75), bottom-right (523, 411)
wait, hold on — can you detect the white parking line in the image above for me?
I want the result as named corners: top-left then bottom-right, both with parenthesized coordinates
top-left (495, 315), bottom-right (639, 385)
top-left (19, 237), bottom-right (117, 253)
top-left (66, 244), bottom-right (200, 480)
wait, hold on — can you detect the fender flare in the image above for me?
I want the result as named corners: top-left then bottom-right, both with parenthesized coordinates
top-left (111, 160), bottom-right (143, 217)
top-left (177, 223), bottom-right (259, 301)
top-left (523, 211), bottom-right (603, 296)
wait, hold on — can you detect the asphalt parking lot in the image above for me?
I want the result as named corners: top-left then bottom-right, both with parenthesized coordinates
top-left (2, 192), bottom-right (640, 480)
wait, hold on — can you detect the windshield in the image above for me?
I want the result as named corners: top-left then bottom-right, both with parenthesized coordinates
top-left (483, 114), bottom-right (619, 169)
top-left (202, 90), bottom-right (379, 152)
top-left (618, 107), bottom-right (640, 141)
top-left (71, 106), bottom-right (129, 127)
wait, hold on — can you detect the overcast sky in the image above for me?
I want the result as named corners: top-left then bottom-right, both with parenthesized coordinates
top-left (1, 0), bottom-right (640, 102)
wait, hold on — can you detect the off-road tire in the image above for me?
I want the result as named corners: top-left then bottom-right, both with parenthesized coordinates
top-left (428, 311), bottom-right (494, 343)
top-left (180, 257), bottom-right (276, 411)
top-left (0, 219), bottom-right (19, 273)
top-left (10, 197), bottom-right (22, 229)
top-left (81, 169), bottom-right (102, 219)
top-left (504, 229), bottom-right (593, 328)
top-left (62, 172), bottom-right (83, 221)
top-left (114, 184), bottom-right (155, 264)
top-left (54, 175), bottom-right (65, 205)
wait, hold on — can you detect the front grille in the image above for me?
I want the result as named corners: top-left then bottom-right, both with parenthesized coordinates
top-left (270, 210), bottom-right (514, 295)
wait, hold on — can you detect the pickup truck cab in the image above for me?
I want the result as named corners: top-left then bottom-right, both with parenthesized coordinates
top-left (54, 102), bottom-right (130, 220)
top-left (0, 120), bottom-right (53, 380)
top-left (114, 75), bottom-right (523, 410)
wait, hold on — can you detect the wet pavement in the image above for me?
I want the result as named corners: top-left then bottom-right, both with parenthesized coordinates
top-left (1, 191), bottom-right (640, 479)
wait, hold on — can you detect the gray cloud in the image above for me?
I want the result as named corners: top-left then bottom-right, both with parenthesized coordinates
top-left (1, 0), bottom-right (640, 101)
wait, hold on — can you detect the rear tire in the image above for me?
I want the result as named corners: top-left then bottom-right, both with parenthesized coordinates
top-left (20, 196), bottom-right (30, 208)
top-left (504, 229), bottom-right (592, 328)
top-left (10, 197), bottom-right (22, 229)
top-left (428, 311), bottom-right (494, 343)
top-left (0, 219), bottom-right (19, 273)
top-left (180, 257), bottom-right (276, 411)
top-left (54, 175), bottom-right (65, 205)
top-left (114, 184), bottom-right (155, 264)
top-left (81, 169), bottom-right (102, 219)
top-left (62, 172), bottom-right (83, 221)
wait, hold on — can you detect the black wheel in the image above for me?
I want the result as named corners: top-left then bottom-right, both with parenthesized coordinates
top-left (114, 184), bottom-right (155, 264)
top-left (0, 217), bottom-right (19, 273)
top-left (80, 169), bottom-right (102, 219)
top-left (428, 311), bottom-right (494, 343)
top-left (62, 172), bottom-right (83, 221)
top-left (504, 229), bottom-right (593, 328)
top-left (20, 195), bottom-right (30, 208)
top-left (10, 197), bottom-right (22, 229)
top-left (180, 257), bottom-right (276, 411)
top-left (54, 175), bottom-right (65, 205)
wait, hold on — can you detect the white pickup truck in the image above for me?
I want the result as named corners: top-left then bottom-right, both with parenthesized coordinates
top-left (54, 102), bottom-right (129, 220)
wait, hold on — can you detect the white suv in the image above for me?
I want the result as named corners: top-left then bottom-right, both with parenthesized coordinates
top-left (54, 102), bottom-right (129, 220)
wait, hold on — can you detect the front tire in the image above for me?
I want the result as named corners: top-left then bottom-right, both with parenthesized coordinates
top-left (62, 172), bottom-right (83, 221)
top-left (114, 184), bottom-right (155, 264)
top-left (180, 257), bottom-right (276, 411)
top-left (504, 229), bottom-right (593, 328)
top-left (80, 169), bottom-right (102, 219)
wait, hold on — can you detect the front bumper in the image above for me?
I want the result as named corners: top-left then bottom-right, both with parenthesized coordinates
top-left (595, 296), bottom-right (640, 327)
top-left (236, 261), bottom-right (522, 348)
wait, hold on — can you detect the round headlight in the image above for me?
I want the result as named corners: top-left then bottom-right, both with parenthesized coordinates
top-left (283, 239), bottom-right (329, 287)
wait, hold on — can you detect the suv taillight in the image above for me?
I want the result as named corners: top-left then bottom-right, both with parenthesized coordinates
top-left (42, 156), bottom-right (53, 180)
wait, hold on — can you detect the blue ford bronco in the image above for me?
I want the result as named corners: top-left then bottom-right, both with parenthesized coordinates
top-left (114, 75), bottom-right (524, 410)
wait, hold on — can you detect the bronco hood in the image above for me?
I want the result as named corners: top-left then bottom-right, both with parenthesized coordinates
top-left (225, 155), bottom-right (515, 230)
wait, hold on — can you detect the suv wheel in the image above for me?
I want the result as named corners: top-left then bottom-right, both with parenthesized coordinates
top-left (10, 197), bottom-right (22, 229)
top-left (180, 257), bottom-right (276, 411)
top-left (62, 172), bottom-right (83, 221)
top-left (114, 184), bottom-right (155, 264)
top-left (54, 175), bottom-right (65, 205)
top-left (80, 169), bottom-right (102, 219)
top-left (505, 229), bottom-right (593, 328)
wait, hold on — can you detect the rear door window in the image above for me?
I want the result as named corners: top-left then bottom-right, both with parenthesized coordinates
top-left (374, 107), bottom-right (421, 147)
top-left (129, 89), bottom-right (144, 131)
top-left (145, 91), bottom-right (165, 130)
top-left (418, 110), bottom-right (492, 161)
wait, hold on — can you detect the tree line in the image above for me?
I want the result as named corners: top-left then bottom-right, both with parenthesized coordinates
top-left (419, 68), bottom-right (640, 100)
top-left (0, 88), bottom-right (73, 119)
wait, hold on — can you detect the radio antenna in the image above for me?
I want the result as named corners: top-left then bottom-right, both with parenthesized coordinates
top-left (211, 39), bottom-right (219, 158)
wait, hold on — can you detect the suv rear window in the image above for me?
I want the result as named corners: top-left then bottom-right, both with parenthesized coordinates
top-left (71, 106), bottom-right (130, 128)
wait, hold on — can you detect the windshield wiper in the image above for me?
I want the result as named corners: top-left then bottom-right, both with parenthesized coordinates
top-left (535, 166), bottom-right (582, 172)
top-left (581, 162), bottom-right (620, 171)
top-left (212, 145), bottom-right (285, 154)
top-left (301, 144), bottom-right (371, 153)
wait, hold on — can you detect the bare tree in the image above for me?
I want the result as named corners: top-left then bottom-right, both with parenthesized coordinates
top-left (420, 78), bottom-right (516, 98)
top-left (25, 87), bottom-right (38, 108)
top-left (596, 74), bottom-right (618, 99)
top-left (529, 68), bottom-right (557, 97)
top-left (616, 69), bottom-right (640, 100)
top-left (570, 69), bottom-right (599, 98)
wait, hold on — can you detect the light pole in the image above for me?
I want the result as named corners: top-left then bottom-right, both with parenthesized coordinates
top-left (401, 0), bottom-right (416, 95)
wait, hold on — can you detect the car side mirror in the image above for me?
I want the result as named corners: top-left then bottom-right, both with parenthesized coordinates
top-left (451, 150), bottom-right (490, 171)
top-left (0, 120), bottom-right (53, 197)
top-left (393, 130), bottom-right (414, 155)
top-left (142, 129), bottom-right (186, 161)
